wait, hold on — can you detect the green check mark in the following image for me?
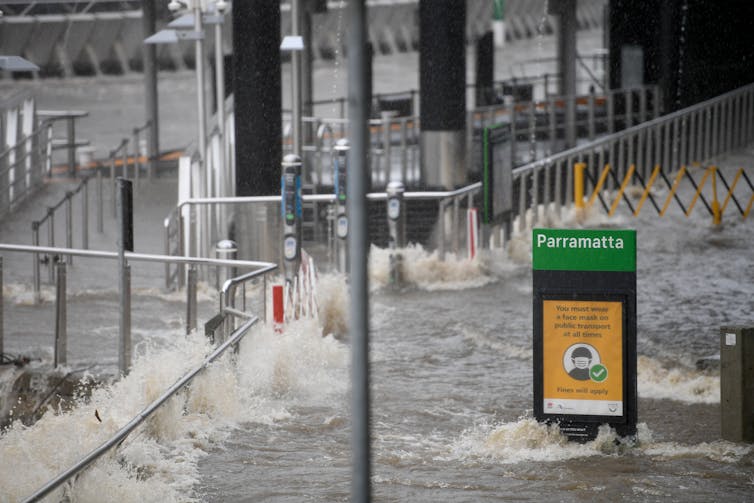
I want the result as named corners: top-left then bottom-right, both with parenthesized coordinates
top-left (589, 364), bottom-right (608, 382)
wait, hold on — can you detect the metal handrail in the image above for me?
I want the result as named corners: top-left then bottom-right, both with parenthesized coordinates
top-left (21, 315), bottom-right (259, 503)
top-left (0, 243), bottom-right (276, 270)
top-left (513, 82), bottom-right (754, 176)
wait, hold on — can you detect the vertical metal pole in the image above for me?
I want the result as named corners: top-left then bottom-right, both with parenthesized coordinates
top-left (97, 168), bottom-right (103, 233)
top-left (142, 0), bottom-right (159, 181)
top-left (47, 208), bottom-right (55, 284)
top-left (82, 178), bottom-right (89, 249)
top-left (54, 261), bottom-right (67, 367)
top-left (195, 3), bottom-right (208, 169)
top-left (111, 152), bottom-right (116, 217)
top-left (32, 222), bottom-right (41, 304)
top-left (117, 178), bottom-right (133, 375)
top-left (346, 0), bottom-right (371, 500)
top-left (65, 192), bottom-right (73, 265)
top-left (186, 265), bottom-right (197, 335)
top-left (588, 88), bottom-right (595, 140)
top-left (67, 117), bottom-right (76, 178)
top-left (215, 14), bottom-right (227, 196)
top-left (133, 129), bottom-right (140, 187)
top-left (291, 0), bottom-right (303, 155)
top-left (607, 90), bottom-right (615, 134)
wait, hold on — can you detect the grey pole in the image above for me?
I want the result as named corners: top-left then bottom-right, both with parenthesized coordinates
top-left (550, 0), bottom-right (577, 148)
top-left (334, 139), bottom-right (350, 274)
top-left (386, 181), bottom-right (405, 287)
top-left (32, 222), bottom-right (41, 304)
top-left (186, 265), bottom-right (197, 334)
top-left (117, 178), bottom-right (133, 375)
top-left (82, 178), bottom-right (89, 249)
top-left (291, 0), bottom-right (303, 155)
top-left (47, 208), bottom-right (55, 284)
top-left (142, 0), bottom-right (160, 180)
top-left (214, 4), bottom-right (227, 195)
top-left (65, 191), bottom-right (73, 264)
top-left (97, 168), bottom-right (103, 233)
top-left (54, 261), bottom-right (67, 367)
top-left (194, 2), bottom-right (208, 179)
top-left (347, 0), bottom-right (371, 500)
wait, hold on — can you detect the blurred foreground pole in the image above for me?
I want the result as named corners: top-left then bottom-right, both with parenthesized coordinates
top-left (347, 0), bottom-right (371, 501)
top-left (141, 0), bottom-right (159, 178)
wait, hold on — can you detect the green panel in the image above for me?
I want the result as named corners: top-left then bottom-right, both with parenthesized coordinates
top-left (532, 229), bottom-right (636, 272)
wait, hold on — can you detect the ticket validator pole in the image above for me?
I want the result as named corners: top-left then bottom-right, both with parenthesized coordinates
top-left (281, 154), bottom-right (303, 285)
top-left (386, 181), bottom-right (405, 286)
top-left (333, 139), bottom-right (350, 274)
top-left (532, 228), bottom-right (637, 441)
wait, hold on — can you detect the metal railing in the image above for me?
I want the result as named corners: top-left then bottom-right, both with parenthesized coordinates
top-left (0, 91), bottom-right (53, 218)
top-left (0, 241), bottom-right (277, 502)
top-left (503, 82), bottom-right (754, 234)
top-left (163, 182), bottom-right (483, 289)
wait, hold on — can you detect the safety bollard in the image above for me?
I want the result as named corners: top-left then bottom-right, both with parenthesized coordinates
top-left (720, 327), bottom-right (754, 443)
top-left (386, 181), bottom-right (405, 286)
top-left (334, 139), bottom-right (349, 274)
top-left (574, 162), bottom-right (586, 209)
top-left (215, 239), bottom-right (238, 292)
top-left (54, 260), bottom-right (67, 367)
top-left (281, 154), bottom-right (303, 285)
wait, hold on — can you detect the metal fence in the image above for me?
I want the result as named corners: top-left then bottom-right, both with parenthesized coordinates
top-left (504, 82), bottom-right (754, 235)
top-left (0, 242), bottom-right (277, 503)
top-left (0, 91), bottom-right (52, 217)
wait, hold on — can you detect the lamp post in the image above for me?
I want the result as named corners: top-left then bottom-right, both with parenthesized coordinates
top-left (281, 0), bottom-right (304, 156)
top-left (167, 0), bottom-right (208, 183)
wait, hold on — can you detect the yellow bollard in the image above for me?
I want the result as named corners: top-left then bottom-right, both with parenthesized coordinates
top-left (574, 162), bottom-right (586, 209)
top-left (711, 166), bottom-right (721, 225)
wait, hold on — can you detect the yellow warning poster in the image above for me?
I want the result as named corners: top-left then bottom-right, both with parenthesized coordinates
top-left (542, 300), bottom-right (623, 416)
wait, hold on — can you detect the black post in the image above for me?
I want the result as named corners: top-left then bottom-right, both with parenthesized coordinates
top-left (475, 31), bottom-right (495, 107)
top-left (232, 0), bottom-right (281, 196)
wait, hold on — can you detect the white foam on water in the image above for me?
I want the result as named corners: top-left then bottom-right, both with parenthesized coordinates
top-left (446, 418), bottom-right (751, 466)
top-left (369, 244), bottom-right (497, 291)
top-left (637, 355), bottom-right (719, 403)
top-left (0, 310), bottom-right (349, 502)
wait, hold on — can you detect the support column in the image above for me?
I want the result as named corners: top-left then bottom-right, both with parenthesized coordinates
top-left (419, 0), bottom-right (466, 189)
top-left (232, 0), bottom-right (281, 196)
top-left (550, 0), bottom-right (577, 148)
top-left (141, 0), bottom-right (159, 179)
top-left (232, 0), bottom-right (282, 263)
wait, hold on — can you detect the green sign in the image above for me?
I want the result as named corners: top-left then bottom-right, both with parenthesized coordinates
top-left (532, 229), bottom-right (636, 272)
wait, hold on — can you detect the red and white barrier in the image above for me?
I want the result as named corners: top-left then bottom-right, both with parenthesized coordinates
top-left (272, 284), bottom-right (284, 333)
top-left (467, 207), bottom-right (479, 260)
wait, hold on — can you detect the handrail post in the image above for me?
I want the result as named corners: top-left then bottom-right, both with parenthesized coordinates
top-left (437, 200), bottom-right (446, 261)
top-left (65, 191), bottom-right (73, 264)
top-left (133, 128), bottom-right (141, 188)
top-left (97, 168), bottom-right (103, 233)
top-left (82, 178), bottom-right (89, 249)
top-left (452, 196), bottom-right (460, 254)
top-left (47, 207), bottom-right (55, 284)
top-left (32, 221), bottom-right (41, 304)
top-left (54, 260), bottom-right (67, 368)
top-left (186, 265), bottom-right (197, 334)
top-left (110, 151), bottom-right (116, 217)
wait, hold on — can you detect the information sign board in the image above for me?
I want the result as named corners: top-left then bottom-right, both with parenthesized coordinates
top-left (533, 228), bottom-right (637, 441)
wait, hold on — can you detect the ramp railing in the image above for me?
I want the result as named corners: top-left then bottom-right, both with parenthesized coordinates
top-left (497, 82), bottom-right (754, 234)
